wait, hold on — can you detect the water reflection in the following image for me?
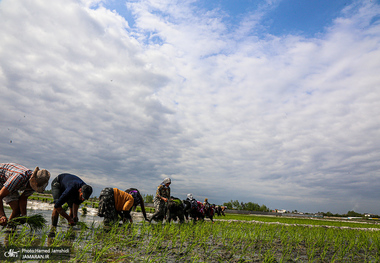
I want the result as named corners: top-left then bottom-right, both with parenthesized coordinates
top-left (0, 202), bottom-right (153, 262)
top-left (0, 201), bottom-right (150, 249)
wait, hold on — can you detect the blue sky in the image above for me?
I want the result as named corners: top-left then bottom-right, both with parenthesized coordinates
top-left (104, 0), bottom-right (357, 37)
top-left (1, 0), bottom-right (380, 215)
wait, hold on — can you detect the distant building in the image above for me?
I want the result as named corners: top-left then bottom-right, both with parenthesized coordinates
top-left (364, 213), bottom-right (375, 218)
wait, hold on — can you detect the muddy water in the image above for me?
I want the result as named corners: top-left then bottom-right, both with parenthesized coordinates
top-left (4, 200), bottom-right (148, 225)
top-left (0, 200), bottom-right (149, 247)
top-left (3, 200), bottom-right (102, 227)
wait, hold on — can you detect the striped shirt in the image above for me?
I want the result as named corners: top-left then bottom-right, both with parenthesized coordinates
top-left (0, 163), bottom-right (33, 194)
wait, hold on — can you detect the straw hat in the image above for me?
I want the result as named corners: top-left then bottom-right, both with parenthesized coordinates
top-left (30, 167), bottom-right (50, 193)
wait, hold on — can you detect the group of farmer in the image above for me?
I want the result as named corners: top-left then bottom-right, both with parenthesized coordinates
top-left (0, 163), bottom-right (93, 229)
top-left (0, 162), bottom-right (218, 229)
top-left (0, 163), bottom-right (173, 229)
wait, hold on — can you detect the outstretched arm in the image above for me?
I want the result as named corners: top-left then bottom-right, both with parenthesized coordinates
top-left (71, 203), bottom-right (79, 222)
top-left (55, 207), bottom-right (75, 225)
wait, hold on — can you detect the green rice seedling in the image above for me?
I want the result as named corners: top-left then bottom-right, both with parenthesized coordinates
top-left (221, 213), bottom-right (380, 229)
top-left (278, 227), bottom-right (294, 262)
top-left (7, 214), bottom-right (47, 230)
top-left (92, 243), bottom-right (114, 262)
top-left (319, 241), bottom-right (330, 262)
top-left (304, 229), bottom-right (322, 261)
top-left (344, 231), bottom-right (361, 260)
top-left (4, 213), bottom-right (377, 262)
top-left (72, 241), bottom-right (93, 262)
top-left (75, 221), bottom-right (88, 230)
top-left (262, 246), bottom-right (277, 263)
top-left (3, 226), bottom-right (27, 246)
top-left (81, 205), bottom-right (88, 215)
top-left (279, 242), bottom-right (293, 263)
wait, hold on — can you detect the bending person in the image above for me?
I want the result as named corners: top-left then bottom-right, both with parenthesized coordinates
top-left (0, 163), bottom-right (50, 226)
top-left (51, 173), bottom-right (92, 228)
top-left (125, 188), bottom-right (149, 221)
top-left (149, 178), bottom-right (171, 222)
top-left (98, 188), bottom-right (134, 225)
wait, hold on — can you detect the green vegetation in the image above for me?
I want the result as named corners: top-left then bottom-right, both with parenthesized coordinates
top-left (2, 215), bottom-right (380, 262)
top-left (19, 193), bottom-right (380, 261)
top-left (30, 193), bottom-right (99, 208)
top-left (29, 192), bottom-right (154, 212)
top-left (133, 206), bottom-right (155, 213)
top-left (143, 194), bottom-right (154, 203)
top-left (221, 214), bottom-right (380, 229)
top-left (29, 194), bottom-right (54, 203)
top-left (223, 199), bottom-right (270, 212)
top-left (81, 206), bottom-right (88, 215)
top-left (7, 214), bottom-right (47, 230)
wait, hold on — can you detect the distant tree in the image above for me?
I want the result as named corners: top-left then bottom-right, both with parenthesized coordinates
top-left (232, 200), bottom-right (242, 210)
top-left (260, 204), bottom-right (269, 212)
top-left (323, 211), bottom-right (344, 217)
top-left (143, 194), bottom-right (154, 203)
top-left (222, 200), bottom-right (270, 211)
top-left (223, 201), bottom-right (233, 209)
top-left (346, 210), bottom-right (362, 217)
top-left (244, 202), bottom-right (260, 211)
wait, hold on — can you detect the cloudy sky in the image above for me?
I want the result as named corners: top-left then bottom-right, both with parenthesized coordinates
top-left (1, 0), bottom-right (379, 214)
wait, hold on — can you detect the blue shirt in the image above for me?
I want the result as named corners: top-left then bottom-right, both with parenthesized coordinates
top-left (54, 173), bottom-right (86, 208)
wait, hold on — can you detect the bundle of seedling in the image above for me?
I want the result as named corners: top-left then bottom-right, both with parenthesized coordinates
top-left (7, 214), bottom-right (47, 230)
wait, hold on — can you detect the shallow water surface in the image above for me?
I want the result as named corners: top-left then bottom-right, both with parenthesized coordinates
top-left (0, 201), bottom-right (147, 246)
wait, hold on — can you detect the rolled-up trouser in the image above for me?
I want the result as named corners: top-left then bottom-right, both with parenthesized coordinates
top-left (97, 188), bottom-right (119, 224)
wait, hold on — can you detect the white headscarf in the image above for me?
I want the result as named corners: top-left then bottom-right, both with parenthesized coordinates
top-left (187, 193), bottom-right (193, 200)
top-left (162, 177), bottom-right (171, 186)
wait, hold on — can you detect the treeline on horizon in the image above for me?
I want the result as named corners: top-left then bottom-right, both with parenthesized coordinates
top-left (221, 199), bottom-right (380, 218)
top-left (42, 191), bottom-right (377, 218)
top-left (222, 199), bottom-right (270, 212)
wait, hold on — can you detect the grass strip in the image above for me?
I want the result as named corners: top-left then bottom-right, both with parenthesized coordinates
top-left (219, 214), bottom-right (380, 229)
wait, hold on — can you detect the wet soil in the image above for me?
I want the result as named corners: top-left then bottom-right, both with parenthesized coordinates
top-left (2, 202), bottom-right (379, 262)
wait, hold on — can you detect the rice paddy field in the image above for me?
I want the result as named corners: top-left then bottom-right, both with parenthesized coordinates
top-left (1, 211), bottom-right (380, 262)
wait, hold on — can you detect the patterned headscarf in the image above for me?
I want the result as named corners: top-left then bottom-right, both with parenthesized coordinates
top-left (162, 178), bottom-right (171, 185)
top-left (187, 193), bottom-right (193, 200)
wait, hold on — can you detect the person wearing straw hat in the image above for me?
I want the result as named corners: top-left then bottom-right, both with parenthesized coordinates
top-left (0, 163), bottom-right (50, 226)
top-left (50, 173), bottom-right (92, 228)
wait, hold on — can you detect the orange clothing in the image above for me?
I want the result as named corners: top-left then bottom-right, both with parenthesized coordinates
top-left (113, 188), bottom-right (134, 211)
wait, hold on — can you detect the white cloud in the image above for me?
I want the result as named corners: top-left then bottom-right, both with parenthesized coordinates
top-left (0, 0), bottom-right (379, 214)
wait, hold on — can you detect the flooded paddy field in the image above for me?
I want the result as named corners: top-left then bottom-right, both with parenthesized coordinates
top-left (2, 202), bottom-right (380, 262)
